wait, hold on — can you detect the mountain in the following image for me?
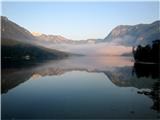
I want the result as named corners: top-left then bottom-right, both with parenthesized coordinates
top-left (104, 21), bottom-right (160, 46)
top-left (32, 32), bottom-right (74, 44)
top-left (1, 16), bottom-right (37, 44)
top-left (1, 16), bottom-right (69, 61)
top-left (32, 32), bottom-right (103, 44)
top-left (32, 21), bottom-right (159, 46)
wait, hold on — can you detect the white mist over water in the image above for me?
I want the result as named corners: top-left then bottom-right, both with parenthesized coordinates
top-left (47, 42), bottom-right (132, 56)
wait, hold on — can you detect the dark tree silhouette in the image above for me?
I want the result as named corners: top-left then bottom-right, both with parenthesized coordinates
top-left (133, 40), bottom-right (160, 63)
top-left (133, 40), bottom-right (160, 113)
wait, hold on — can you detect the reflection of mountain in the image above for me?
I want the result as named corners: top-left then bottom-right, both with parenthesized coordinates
top-left (2, 58), bottom-right (159, 115)
top-left (2, 69), bottom-right (32, 93)
top-left (2, 57), bottom-right (158, 94)
top-left (105, 66), bottom-right (158, 89)
top-left (107, 63), bottom-right (160, 113)
top-left (1, 66), bottom-right (99, 94)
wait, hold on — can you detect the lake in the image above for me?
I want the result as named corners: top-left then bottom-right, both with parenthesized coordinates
top-left (1, 56), bottom-right (160, 119)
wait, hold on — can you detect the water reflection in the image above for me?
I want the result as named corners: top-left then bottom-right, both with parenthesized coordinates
top-left (2, 56), bottom-right (133, 94)
top-left (1, 56), bottom-right (160, 119)
top-left (133, 63), bottom-right (160, 113)
top-left (133, 62), bottom-right (159, 79)
top-left (137, 81), bottom-right (160, 113)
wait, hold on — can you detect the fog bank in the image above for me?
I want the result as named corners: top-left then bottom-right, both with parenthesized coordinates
top-left (48, 43), bottom-right (132, 56)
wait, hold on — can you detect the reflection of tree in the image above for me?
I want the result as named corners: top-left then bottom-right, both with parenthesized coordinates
top-left (150, 81), bottom-right (160, 112)
top-left (133, 62), bottom-right (160, 113)
top-left (133, 63), bottom-right (159, 79)
top-left (2, 68), bottom-right (34, 94)
top-left (137, 81), bottom-right (160, 113)
top-left (1, 60), bottom-right (44, 94)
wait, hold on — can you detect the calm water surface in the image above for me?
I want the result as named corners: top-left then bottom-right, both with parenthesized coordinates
top-left (1, 56), bottom-right (160, 119)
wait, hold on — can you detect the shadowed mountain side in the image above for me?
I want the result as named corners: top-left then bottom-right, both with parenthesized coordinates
top-left (1, 39), bottom-right (69, 62)
top-left (104, 21), bottom-right (160, 46)
top-left (1, 16), bottom-right (70, 62)
top-left (1, 16), bottom-right (37, 44)
top-left (2, 16), bottom-right (158, 57)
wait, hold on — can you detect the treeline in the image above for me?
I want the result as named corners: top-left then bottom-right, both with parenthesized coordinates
top-left (1, 39), bottom-right (69, 62)
top-left (2, 45), bottom-right (60, 61)
top-left (133, 40), bottom-right (160, 63)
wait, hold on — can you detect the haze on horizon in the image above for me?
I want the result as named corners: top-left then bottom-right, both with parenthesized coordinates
top-left (2, 1), bottom-right (158, 40)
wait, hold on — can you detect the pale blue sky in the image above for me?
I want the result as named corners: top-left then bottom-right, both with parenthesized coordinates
top-left (2, 1), bottom-right (159, 40)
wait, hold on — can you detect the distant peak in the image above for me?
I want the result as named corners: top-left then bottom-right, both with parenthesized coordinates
top-left (151, 20), bottom-right (160, 25)
top-left (31, 32), bottom-right (43, 36)
top-left (1, 16), bottom-right (8, 20)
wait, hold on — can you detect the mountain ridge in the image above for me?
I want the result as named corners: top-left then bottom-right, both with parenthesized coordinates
top-left (32, 32), bottom-right (103, 44)
top-left (1, 16), bottom-right (37, 44)
top-left (103, 20), bottom-right (160, 46)
top-left (31, 20), bottom-right (159, 46)
top-left (1, 16), bottom-right (159, 47)
top-left (1, 16), bottom-right (69, 61)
